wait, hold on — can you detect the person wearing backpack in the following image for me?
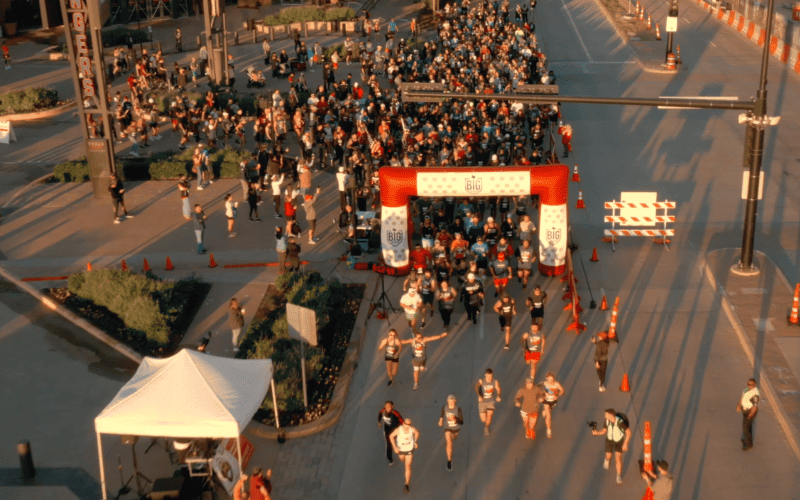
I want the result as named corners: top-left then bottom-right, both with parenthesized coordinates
top-left (591, 408), bottom-right (631, 485)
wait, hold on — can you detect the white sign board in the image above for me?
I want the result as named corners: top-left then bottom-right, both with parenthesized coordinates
top-left (620, 192), bottom-right (657, 227)
top-left (212, 448), bottom-right (240, 495)
top-left (287, 303), bottom-right (318, 346)
top-left (666, 16), bottom-right (678, 32)
top-left (0, 121), bottom-right (17, 144)
top-left (741, 171), bottom-right (764, 200)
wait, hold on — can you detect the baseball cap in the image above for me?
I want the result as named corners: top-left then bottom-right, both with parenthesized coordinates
top-left (447, 394), bottom-right (456, 401)
top-left (497, 252), bottom-right (506, 260)
top-left (467, 273), bottom-right (476, 279)
top-left (487, 217), bottom-right (494, 222)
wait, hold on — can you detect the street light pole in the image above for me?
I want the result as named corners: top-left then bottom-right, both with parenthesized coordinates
top-left (738, 0), bottom-right (778, 274)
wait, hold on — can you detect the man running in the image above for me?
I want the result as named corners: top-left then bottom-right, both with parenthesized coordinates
top-left (474, 368), bottom-right (501, 436)
top-left (377, 329), bottom-right (402, 386)
top-left (461, 272), bottom-right (484, 325)
top-left (520, 323), bottom-right (545, 379)
top-left (399, 287), bottom-right (423, 334)
top-left (401, 330), bottom-right (448, 389)
top-left (489, 251), bottom-right (512, 297)
top-left (493, 293), bottom-right (517, 350)
top-left (591, 331), bottom-right (611, 392)
top-left (541, 372), bottom-right (565, 438)
top-left (438, 395), bottom-right (464, 471)
top-left (418, 268), bottom-right (437, 327)
top-left (591, 408), bottom-right (632, 484)
top-left (526, 284), bottom-right (547, 327)
top-left (378, 401), bottom-right (404, 465)
top-left (514, 377), bottom-right (545, 439)
top-left (514, 239), bottom-right (537, 288)
top-left (390, 417), bottom-right (419, 493)
top-left (435, 280), bottom-right (457, 332)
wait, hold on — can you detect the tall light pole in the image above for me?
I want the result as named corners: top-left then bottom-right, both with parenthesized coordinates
top-left (736, 0), bottom-right (781, 275)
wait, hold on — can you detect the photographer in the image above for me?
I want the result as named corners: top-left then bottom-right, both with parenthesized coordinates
top-left (590, 408), bottom-right (631, 485)
top-left (642, 460), bottom-right (674, 500)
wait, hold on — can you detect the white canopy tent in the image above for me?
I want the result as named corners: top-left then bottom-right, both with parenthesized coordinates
top-left (94, 349), bottom-right (273, 500)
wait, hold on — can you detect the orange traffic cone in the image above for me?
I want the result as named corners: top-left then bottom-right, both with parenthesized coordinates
top-left (608, 297), bottom-right (620, 341)
top-left (647, 14), bottom-right (651, 29)
top-left (639, 6), bottom-right (644, 21)
top-left (121, 259), bottom-right (129, 271)
top-left (599, 295), bottom-right (609, 310)
top-left (576, 191), bottom-right (585, 209)
top-left (655, 23), bottom-right (661, 40)
top-left (209, 253), bottom-right (218, 268)
top-left (165, 256), bottom-right (174, 271)
top-left (590, 247), bottom-right (599, 262)
top-left (86, 262), bottom-right (93, 272)
top-left (143, 258), bottom-right (151, 272)
top-left (789, 283), bottom-right (800, 326)
top-left (620, 373), bottom-right (630, 392)
top-left (572, 164), bottom-right (581, 182)
top-left (643, 421), bottom-right (653, 473)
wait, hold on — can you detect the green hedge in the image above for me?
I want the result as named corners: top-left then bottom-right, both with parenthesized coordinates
top-left (103, 27), bottom-right (149, 47)
top-left (263, 6), bottom-right (354, 26)
top-left (243, 271), bottom-right (346, 412)
top-left (0, 88), bottom-right (59, 116)
top-left (53, 158), bottom-right (90, 182)
top-left (67, 269), bottom-right (194, 345)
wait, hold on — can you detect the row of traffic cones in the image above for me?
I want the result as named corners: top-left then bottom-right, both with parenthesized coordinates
top-left (86, 254), bottom-right (216, 273)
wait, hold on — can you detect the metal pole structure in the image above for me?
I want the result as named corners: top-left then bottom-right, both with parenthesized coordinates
top-left (666, 31), bottom-right (674, 59)
top-left (222, 10), bottom-right (230, 86)
top-left (97, 432), bottom-right (108, 500)
top-left (739, 0), bottom-right (776, 273)
top-left (300, 341), bottom-right (308, 409)
top-left (270, 378), bottom-right (280, 429)
top-left (89, 10), bottom-right (116, 175)
top-left (58, 0), bottom-right (90, 143)
top-left (203, 0), bottom-right (214, 84)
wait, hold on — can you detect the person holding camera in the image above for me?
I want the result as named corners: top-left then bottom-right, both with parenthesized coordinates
top-left (590, 408), bottom-right (632, 484)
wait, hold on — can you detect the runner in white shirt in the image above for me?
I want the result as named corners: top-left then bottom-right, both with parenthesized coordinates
top-left (390, 417), bottom-right (420, 494)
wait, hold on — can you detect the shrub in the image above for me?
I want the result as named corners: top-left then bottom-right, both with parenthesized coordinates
top-left (53, 158), bottom-right (90, 182)
top-left (149, 159), bottom-right (191, 179)
top-left (324, 44), bottom-right (346, 59)
top-left (264, 6), bottom-right (354, 26)
top-left (68, 269), bottom-right (173, 344)
top-left (0, 88), bottom-right (59, 116)
top-left (102, 27), bottom-right (148, 48)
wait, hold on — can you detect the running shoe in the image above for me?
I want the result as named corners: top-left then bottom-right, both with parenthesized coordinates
top-left (603, 458), bottom-right (610, 470)
top-left (388, 460), bottom-right (394, 466)
top-left (446, 461), bottom-right (452, 471)
top-left (504, 344), bottom-right (509, 350)
top-left (484, 427), bottom-right (489, 436)
top-left (387, 379), bottom-right (393, 387)
top-left (547, 429), bottom-right (552, 439)
top-left (616, 474), bottom-right (622, 484)
top-left (413, 383), bottom-right (418, 390)
top-left (404, 484), bottom-right (409, 494)
top-left (599, 385), bottom-right (606, 392)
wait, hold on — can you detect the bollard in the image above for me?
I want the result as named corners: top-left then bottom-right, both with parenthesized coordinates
top-left (270, 28), bottom-right (275, 41)
top-left (18, 440), bottom-right (35, 481)
top-left (234, 31), bottom-right (239, 46)
top-left (304, 21), bottom-right (308, 38)
top-left (196, 35), bottom-right (201, 49)
top-left (252, 29), bottom-right (257, 44)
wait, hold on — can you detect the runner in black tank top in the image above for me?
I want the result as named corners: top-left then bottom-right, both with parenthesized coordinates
top-left (377, 329), bottom-right (403, 386)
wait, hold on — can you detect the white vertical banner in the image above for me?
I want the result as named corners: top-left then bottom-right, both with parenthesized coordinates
top-left (381, 205), bottom-right (409, 266)
top-left (539, 204), bottom-right (568, 270)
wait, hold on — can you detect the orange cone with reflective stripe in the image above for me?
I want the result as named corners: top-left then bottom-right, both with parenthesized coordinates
top-left (572, 164), bottom-right (581, 182)
top-left (643, 421), bottom-right (653, 472)
top-left (86, 262), bottom-right (93, 272)
top-left (576, 191), bottom-right (585, 209)
top-left (165, 256), bottom-right (174, 271)
top-left (599, 295), bottom-right (609, 310)
top-left (620, 373), bottom-right (630, 392)
top-left (789, 284), bottom-right (800, 326)
top-left (209, 253), bottom-right (218, 268)
top-left (143, 258), bottom-right (151, 272)
top-left (121, 259), bottom-right (129, 271)
top-left (608, 297), bottom-right (620, 341)
top-left (656, 23), bottom-right (661, 40)
top-left (590, 247), bottom-right (599, 262)
top-left (647, 14), bottom-right (651, 29)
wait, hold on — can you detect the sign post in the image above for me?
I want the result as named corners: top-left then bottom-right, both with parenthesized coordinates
top-left (665, 0), bottom-right (678, 61)
top-left (286, 303), bottom-right (318, 409)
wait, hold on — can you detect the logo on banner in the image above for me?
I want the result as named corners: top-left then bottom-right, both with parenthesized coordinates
top-left (465, 176), bottom-right (483, 194)
top-left (547, 227), bottom-right (562, 245)
top-left (387, 228), bottom-right (405, 247)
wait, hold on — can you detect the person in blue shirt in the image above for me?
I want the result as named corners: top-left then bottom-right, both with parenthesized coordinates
top-left (471, 235), bottom-right (490, 275)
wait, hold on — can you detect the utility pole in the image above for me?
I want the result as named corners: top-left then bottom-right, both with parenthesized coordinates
top-left (737, 0), bottom-right (781, 274)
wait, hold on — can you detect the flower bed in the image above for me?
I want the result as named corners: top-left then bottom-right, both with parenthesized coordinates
top-left (237, 271), bottom-right (364, 427)
top-left (0, 88), bottom-right (59, 117)
top-left (46, 270), bottom-right (211, 357)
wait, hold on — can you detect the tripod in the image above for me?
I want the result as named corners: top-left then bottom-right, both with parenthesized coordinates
top-left (120, 436), bottom-right (152, 498)
top-left (370, 272), bottom-right (397, 319)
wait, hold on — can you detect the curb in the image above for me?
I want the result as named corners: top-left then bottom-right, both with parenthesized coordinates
top-left (0, 264), bottom-right (144, 364)
top-left (248, 271), bottom-right (379, 440)
top-left (0, 100), bottom-right (76, 122)
top-left (701, 250), bottom-right (800, 464)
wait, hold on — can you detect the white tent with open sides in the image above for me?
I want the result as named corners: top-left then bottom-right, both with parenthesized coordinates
top-left (94, 349), bottom-right (272, 500)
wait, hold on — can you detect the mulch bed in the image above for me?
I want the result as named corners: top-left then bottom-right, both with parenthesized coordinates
top-left (249, 283), bottom-right (365, 428)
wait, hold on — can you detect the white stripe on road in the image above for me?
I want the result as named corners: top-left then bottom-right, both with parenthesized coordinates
top-left (560, 0), bottom-right (593, 62)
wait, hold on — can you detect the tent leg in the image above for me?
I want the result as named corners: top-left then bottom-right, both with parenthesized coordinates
top-left (236, 435), bottom-right (243, 476)
top-left (97, 432), bottom-right (108, 500)
top-left (271, 379), bottom-right (280, 429)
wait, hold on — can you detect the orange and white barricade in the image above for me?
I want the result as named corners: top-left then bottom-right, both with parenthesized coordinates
top-left (604, 192), bottom-right (676, 251)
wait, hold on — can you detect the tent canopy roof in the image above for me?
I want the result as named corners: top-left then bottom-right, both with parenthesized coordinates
top-left (95, 349), bottom-right (272, 439)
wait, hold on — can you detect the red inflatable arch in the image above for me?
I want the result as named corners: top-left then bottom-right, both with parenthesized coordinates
top-left (379, 165), bottom-right (570, 276)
